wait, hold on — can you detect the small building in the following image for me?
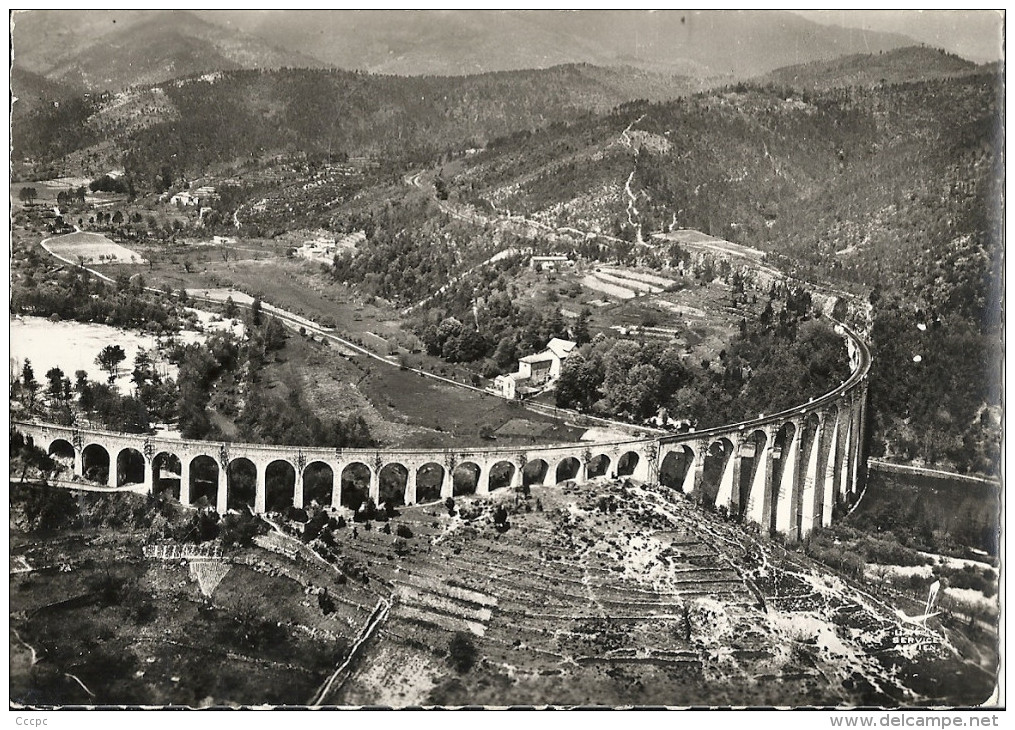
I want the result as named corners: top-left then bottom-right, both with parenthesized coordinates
top-left (494, 337), bottom-right (577, 399)
top-left (530, 255), bottom-right (572, 271)
top-left (171, 186), bottom-right (220, 208)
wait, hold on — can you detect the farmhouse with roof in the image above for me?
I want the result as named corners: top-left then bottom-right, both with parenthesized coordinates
top-left (494, 337), bottom-right (577, 399)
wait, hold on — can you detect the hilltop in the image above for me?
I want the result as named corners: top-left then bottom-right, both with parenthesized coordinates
top-left (11, 10), bottom-right (327, 93)
top-left (758, 45), bottom-right (982, 90)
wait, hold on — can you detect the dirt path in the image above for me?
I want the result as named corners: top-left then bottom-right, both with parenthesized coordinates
top-left (310, 598), bottom-right (391, 706)
top-left (619, 114), bottom-right (647, 245)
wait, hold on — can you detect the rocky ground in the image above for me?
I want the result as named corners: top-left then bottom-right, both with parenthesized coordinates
top-left (329, 479), bottom-right (998, 707)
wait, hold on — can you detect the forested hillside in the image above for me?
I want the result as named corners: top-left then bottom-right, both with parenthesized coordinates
top-left (13, 65), bottom-right (695, 184)
top-left (12, 55), bottom-right (1002, 476)
top-left (757, 46), bottom-right (978, 90)
top-left (449, 68), bottom-right (1003, 474)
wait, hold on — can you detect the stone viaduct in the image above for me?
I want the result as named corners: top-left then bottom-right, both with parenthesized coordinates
top-left (12, 323), bottom-right (870, 542)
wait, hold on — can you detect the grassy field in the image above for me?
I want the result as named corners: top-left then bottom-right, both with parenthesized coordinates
top-left (265, 330), bottom-right (586, 448)
top-left (45, 231), bottom-right (146, 265)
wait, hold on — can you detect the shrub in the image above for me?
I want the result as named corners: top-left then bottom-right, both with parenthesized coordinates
top-left (396, 524), bottom-right (413, 539)
top-left (447, 631), bottom-right (478, 673)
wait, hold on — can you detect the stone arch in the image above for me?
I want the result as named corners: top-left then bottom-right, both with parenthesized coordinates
top-left (153, 452), bottom-right (182, 500)
top-left (341, 462), bottom-right (372, 511)
top-left (660, 445), bottom-right (695, 492)
top-left (796, 412), bottom-right (823, 535)
top-left (415, 462), bottom-right (444, 504)
top-left (769, 422), bottom-right (798, 534)
top-left (587, 454), bottom-right (611, 479)
top-left (303, 461), bottom-right (334, 508)
top-left (522, 458), bottom-right (549, 487)
top-left (189, 455), bottom-right (219, 507)
top-left (555, 456), bottom-right (580, 483)
top-left (488, 461), bottom-right (515, 492)
top-left (700, 438), bottom-right (734, 508)
top-left (738, 430), bottom-right (768, 517)
top-left (453, 462), bottom-right (481, 496)
top-left (617, 451), bottom-right (640, 477)
top-left (379, 463), bottom-right (408, 507)
top-left (227, 457), bottom-right (257, 511)
top-left (82, 443), bottom-right (110, 485)
top-left (48, 438), bottom-right (75, 464)
top-left (116, 447), bottom-right (146, 487)
top-left (265, 460), bottom-right (296, 513)
top-left (820, 403), bottom-right (845, 524)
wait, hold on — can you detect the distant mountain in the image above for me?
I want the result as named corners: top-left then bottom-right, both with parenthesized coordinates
top-left (759, 46), bottom-right (981, 90)
top-left (10, 10), bottom-right (327, 93)
top-left (197, 9), bottom-right (918, 78)
top-left (10, 67), bottom-right (81, 118)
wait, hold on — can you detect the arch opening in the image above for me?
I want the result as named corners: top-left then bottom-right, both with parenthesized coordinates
top-left (189, 455), bottom-right (219, 508)
top-left (738, 430), bottom-right (768, 517)
top-left (82, 443), bottom-right (110, 485)
top-left (700, 438), bottom-right (734, 509)
top-left (153, 452), bottom-right (181, 500)
top-left (587, 454), bottom-right (611, 479)
top-left (453, 462), bottom-right (480, 496)
top-left (522, 459), bottom-right (548, 487)
top-left (660, 446), bottom-right (694, 492)
top-left (488, 461), bottom-right (515, 492)
top-left (341, 462), bottom-right (371, 511)
top-left (555, 457), bottom-right (581, 483)
top-left (770, 423), bottom-right (797, 535)
top-left (379, 463), bottom-right (408, 507)
top-left (227, 458), bottom-right (257, 512)
top-left (415, 462), bottom-right (444, 504)
top-left (796, 413), bottom-right (823, 534)
top-left (303, 461), bottom-right (334, 508)
top-left (116, 447), bottom-right (146, 487)
top-left (265, 460), bottom-right (296, 513)
top-left (617, 451), bottom-right (640, 478)
top-left (48, 438), bottom-right (75, 464)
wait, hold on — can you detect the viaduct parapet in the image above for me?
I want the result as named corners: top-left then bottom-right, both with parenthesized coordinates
top-left (12, 323), bottom-right (870, 542)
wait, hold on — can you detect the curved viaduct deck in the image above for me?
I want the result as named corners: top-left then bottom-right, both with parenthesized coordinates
top-left (12, 323), bottom-right (870, 542)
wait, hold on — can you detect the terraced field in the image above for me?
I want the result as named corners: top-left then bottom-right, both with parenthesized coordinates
top-left (11, 473), bottom-right (996, 706)
top-left (320, 479), bottom-right (995, 707)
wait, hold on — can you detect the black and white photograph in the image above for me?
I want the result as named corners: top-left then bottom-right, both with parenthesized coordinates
top-left (8, 9), bottom-right (1004, 712)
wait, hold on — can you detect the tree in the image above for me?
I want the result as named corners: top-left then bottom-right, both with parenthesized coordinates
top-left (250, 295), bottom-right (263, 326)
top-left (21, 360), bottom-right (38, 409)
top-left (493, 505), bottom-right (509, 529)
top-left (224, 296), bottom-right (237, 318)
top-left (263, 317), bottom-right (288, 352)
top-left (572, 308), bottom-right (592, 345)
top-left (447, 631), bottom-right (478, 673)
top-left (45, 367), bottom-right (65, 400)
top-left (96, 345), bottom-right (127, 383)
top-left (18, 187), bottom-right (37, 205)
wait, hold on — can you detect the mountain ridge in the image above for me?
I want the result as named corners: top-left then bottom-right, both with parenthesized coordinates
top-left (11, 10), bottom-right (328, 93)
top-left (12, 9), bottom-right (923, 94)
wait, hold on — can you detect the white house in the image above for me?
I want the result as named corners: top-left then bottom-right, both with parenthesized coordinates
top-left (530, 255), bottom-right (572, 271)
top-left (494, 337), bottom-right (577, 399)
